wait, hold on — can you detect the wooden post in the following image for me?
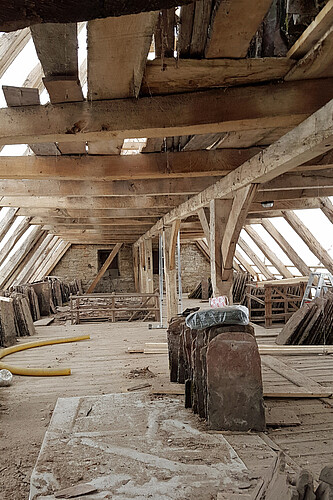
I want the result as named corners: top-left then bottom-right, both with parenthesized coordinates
top-left (111, 293), bottom-right (115, 322)
top-left (86, 243), bottom-right (123, 294)
top-left (265, 286), bottom-right (272, 328)
top-left (209, 185), bottom-right (257, 302)
top-left (210, 198), bottom-right (232, 298)
top-left (138, 241), bottom-right (146, 293)
top-left (163, 224), bottom-right (179, 323)
top-left (76, 297), bottom-right (80, 324)
top-left (132, 244), bottom-right (139, 292)
top-left (145, 238), bottom-right (154, 293)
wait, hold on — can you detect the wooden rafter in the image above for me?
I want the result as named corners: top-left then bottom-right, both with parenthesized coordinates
top-left (135, 97), bottom-right (333, 245)
top-left (283, 210), bottom-right (333, 274)
top-left (86, 243), bottom-right (123, 293)
top-left (244, 225), bottom-right (293, 279)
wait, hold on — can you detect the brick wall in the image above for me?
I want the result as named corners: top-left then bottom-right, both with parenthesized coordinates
top-left (53, 242), bottom-right (210, 294)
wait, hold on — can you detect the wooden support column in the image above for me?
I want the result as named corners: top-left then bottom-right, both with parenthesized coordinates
top-left (86, 243), bottom-right (123, 293)
top-left (210, 185), bottom-right (257, 302)
top-left (132, 244), bottom-right (139, 292)
top-left (138, 241), bottom-right (146, 293)
top-left (210, 198), bottom-right (232, 298)
top-left (144, 238), bottom-right (154, 294)
top-left (163, 220), bottom-right (180, 322)
top-left (283, 210), bottom-right (333, 274)
top-left (197, 207), bottom-right (210, 245)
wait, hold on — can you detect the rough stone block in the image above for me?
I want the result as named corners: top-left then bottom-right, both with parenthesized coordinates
top-left (0, 297), bottom-right (17, 347)
top-left (206, 332), bottom-right (265, 431)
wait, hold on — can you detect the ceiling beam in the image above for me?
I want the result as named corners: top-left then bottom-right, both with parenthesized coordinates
top-left (0, 0), bottom-right (192, 32)
top-left (205, 0), bottom-right (272, 58)
top-left (0, 195), bottom-right (190, 209)
top-left (0, 177), bottom-right (221, 197)
top-left (134, 97), bottom-right (333, 245)
top-left (0, 149), bottom-right (261, 180)
top-left (17, 208), bottom-right (168, 218)
top-left (0, 78), bottom-right (332, 145)
top-left (141, 57), bottom-right (294, 96)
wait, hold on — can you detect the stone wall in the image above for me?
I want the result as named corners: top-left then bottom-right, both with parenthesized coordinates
top-left (52, 242), bottom-right (210, 294)
top-left (52, 244), bottom-right (135, 293)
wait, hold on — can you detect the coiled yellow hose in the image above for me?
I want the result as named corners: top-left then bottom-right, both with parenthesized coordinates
top-left (0, 335), bottom-right (90, 376)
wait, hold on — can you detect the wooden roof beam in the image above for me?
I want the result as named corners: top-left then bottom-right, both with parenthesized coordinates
top-left (244, 225), bottom-right (293, 279)
top-left (283, 210), bottom-right (333, 274)
top-left (238, 237), bottom-right (274, 280)
top-left (0, 0), bottom-right (192, 32)
top-left (261, 219), bottom-right (311, 276)
top-left (205, 0), bottom-right (272, 58)
top-left (287, 0), bottom-right (333, 59)
top-left (135, 97), bottom-right (333, 245)
top-left (0, 78), bottom-right (332, 146)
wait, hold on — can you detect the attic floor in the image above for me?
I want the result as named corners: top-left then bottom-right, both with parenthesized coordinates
top-left (0, 301), bottom-right (333, 498)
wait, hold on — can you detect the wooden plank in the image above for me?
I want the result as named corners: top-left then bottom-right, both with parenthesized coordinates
top-left (261, 219), bottom-right (311, 276)
top-left (34, 317), bottom-right (55, 327)
top-left (0, 208), bottom-right (18, 242)
top-left (244, 225), bottom-right (293, 279)
top-left (142, 57), bottom-right (294, 95)
top-left (0, 149), bottom-right (261, 180)
top-left (134, 96), bottom-right (333, 245)
top-left (260, 168), bottom-right (333, 191)
top-left (189, 0), bottom-right (213, 57)
top-left (1, 78), bottom-right (333, 145)
top-left (283, 210), bottom-right (333, 274)
top-left (86, 244), bottom-right (123, 293)
top-left (182, 133), bottom-right (224, 151)
top-left (261, 356), bottom-right (325, 390)
top-left (0, 28), bottom-right (30, 79)
top-left (37, 241), bottom-right (71, 279)
top-left (287, 0), bottom-right (333, 59)
top-left (205, 0), bottom-right (272, 58)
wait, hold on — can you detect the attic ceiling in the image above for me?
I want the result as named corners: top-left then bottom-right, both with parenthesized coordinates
top-left (0, 0), bottom-right (332, 285)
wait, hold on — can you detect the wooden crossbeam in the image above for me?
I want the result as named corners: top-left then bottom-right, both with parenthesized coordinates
top-left (0, 177), bottom-right (221, 197)
top-left (30, 217), bottom-right (159, 226)
top-left (17, 208), bottom-right (168, 218)
top-left (0, 149), bottom-right (261, 180)
top-left (86, 243), bottom-right (123, 294)
top-left (0, 79), bottom-right (332, 145)
top-left (142, 57), bottom-right (294, 96)
top-left (135, 98), bottom-right (333, 245)
top-left (0, 195), bottom-right (190, 209)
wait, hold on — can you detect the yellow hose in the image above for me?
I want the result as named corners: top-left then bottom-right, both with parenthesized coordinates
top-left (0, 335), bottom-right (90, 376)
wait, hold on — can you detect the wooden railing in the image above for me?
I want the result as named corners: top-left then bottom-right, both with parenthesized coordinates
top-left (70, 292), bottom-right (160, 325)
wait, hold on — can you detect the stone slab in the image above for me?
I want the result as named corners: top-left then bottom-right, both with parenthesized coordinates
top-left (30, 393), bottom-right (250, 499)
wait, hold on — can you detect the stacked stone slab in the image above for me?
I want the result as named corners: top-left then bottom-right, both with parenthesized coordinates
top-left (167, 317), bottom-right (265, 431)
